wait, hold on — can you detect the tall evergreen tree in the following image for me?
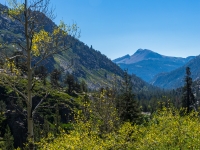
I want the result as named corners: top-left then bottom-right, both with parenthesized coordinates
top-left (50, 69), bottom-right (61, 88)
top-left (182, 67), bottom-right (195, 113)
top-left (117, 71), bottom-right (141, 123)
top-left (64, 74), bottom-right (75, 94)
top-left (80, 80), bottom-right (88, 93)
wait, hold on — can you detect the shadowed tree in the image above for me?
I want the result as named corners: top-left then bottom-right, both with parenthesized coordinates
top-left (182, 67), bottom-right (195, 113)
top-left (34, 66), bottom-right (48, 85)
top-left (117, 70), bottom-right (141, 124)
top-left (50, 69), bottom-right (61, 88)
top-left (0, 125), bottom-right (14, 150)
top-left (0, 101), bottom-right (6, 115)
top-left (64, 74), bottom-right (75, 94)
top-left (80, 80), bottom-right (88, 93)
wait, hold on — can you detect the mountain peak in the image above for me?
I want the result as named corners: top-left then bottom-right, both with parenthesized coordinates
top-left (136, 48), bottom-right (152, 52)
top-left (124, 49), bottom-right (162, 64)
top-left (113, 49), bottom-right (160, 64)
top-left (134, 49), bottom-right (158, 55)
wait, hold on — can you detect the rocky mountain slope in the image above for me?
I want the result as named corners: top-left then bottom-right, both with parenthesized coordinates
top-left (151, 55), bottom-right (200, 89)
top-left (113, 49), bottom-right (194, 82)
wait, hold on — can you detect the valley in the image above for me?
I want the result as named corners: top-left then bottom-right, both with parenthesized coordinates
top-left (0, 1), bottom-right (200, 149)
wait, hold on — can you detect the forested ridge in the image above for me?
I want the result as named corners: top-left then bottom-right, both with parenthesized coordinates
top-left (0, 1), bottom-right (200, 150)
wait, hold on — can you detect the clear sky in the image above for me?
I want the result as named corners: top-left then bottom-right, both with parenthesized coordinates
top-left (1, 0), bottom-right (200, 59)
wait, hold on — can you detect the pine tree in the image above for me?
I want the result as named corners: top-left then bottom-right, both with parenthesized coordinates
top-left (50, 69), bottom-right (61, 88)
top-left (64, 74), bottom-right (75, 94)
top-left (80, 80), bottom-right (88, 93)
top-left (117, 71), bottom-right (141, 123)
top-left (182, 67), bottom-right (195, 113)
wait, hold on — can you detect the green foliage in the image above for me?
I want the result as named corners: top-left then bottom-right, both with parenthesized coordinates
top-left (132, 108), bottom-right (200, 149)
top-left (0, 101), bottom-right (6, 115)
top-left (36, 107), bottom-right (200, 149)
top-left (80, 80), bottom-right (88, 93)
top-left (0, 125), bottom-right (14, 150)
top-left (91, 88), bottom-right (120, 134)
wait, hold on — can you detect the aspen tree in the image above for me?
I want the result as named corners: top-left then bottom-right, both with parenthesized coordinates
top-left (0, 0), bottom-right (79, 149)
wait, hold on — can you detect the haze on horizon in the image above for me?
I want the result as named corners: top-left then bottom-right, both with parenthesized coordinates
top-left (1, 0), bottom-right (200, 59)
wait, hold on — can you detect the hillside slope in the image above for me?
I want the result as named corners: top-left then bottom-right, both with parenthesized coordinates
top-left (151, 55), bottom-right (200, 89)
top-left (0, 3), bottom-right (151, 91)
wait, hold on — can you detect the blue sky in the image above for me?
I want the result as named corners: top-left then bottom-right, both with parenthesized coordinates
top-left (1, 0), bottom-right (200, 59)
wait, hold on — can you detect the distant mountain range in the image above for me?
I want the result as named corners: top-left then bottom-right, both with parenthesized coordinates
top-left (151, 55), bottom-right (200, 89)
top-left (113, 49), bottom-right (195, 82)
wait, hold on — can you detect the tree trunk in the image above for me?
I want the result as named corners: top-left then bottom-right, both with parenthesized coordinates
top-left (25, 0), bottom-right (34, 149)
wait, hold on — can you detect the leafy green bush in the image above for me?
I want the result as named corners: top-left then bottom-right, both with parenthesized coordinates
top-left (37, 107), bottom-right (200, 149)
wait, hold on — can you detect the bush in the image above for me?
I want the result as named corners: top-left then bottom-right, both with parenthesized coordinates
top-left (37, 107), bottom-right (200, 149)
